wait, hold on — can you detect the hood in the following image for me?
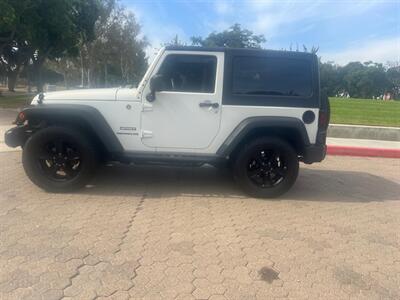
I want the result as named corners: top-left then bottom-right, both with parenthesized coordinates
top-left (33, 88), bottom-right (120, 103)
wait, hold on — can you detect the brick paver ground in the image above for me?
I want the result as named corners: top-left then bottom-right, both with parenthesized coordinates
top-left (0, 152), bottom-right (399, 300)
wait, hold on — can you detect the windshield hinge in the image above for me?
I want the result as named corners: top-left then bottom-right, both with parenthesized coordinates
top-left (142, 103), bottom-right (153, 112)
top-left (141, 130), bottom-right (153, 138)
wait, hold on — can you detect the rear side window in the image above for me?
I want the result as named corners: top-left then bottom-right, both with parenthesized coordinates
top-left (157, 54), bottom-right (217, 93)
top-left (232, 56), bottom-right (313, 97)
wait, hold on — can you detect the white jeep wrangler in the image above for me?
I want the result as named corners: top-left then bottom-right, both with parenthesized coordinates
top-left (5, 46), bottom-right (329, 198)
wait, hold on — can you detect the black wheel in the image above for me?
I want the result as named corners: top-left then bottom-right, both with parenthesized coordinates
top-left (22, 126), bottom-right (98, 192)
top-left (233, 137), bottom-right (299, 198)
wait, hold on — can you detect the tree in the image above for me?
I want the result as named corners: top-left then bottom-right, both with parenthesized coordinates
top-left (386, 64), bottom-right (400, 98)
top-left (191, 24), bottom-right (266, 48)
top-left (0, 0), bottom-right (18, 52)
top-left (77, 1), bottom-right (148, 87)
top-left (164, 34), bottom-right (186, 47)
top-left (0, 0), bottom-right (100, 92)
top-left (1, 40), bottom-right (31, 91)
top-left (319, 61), bottom-right (342, 96)
top-left (341, 62), bottom-right (391, 98)
top-left (319, 60), bottom-right (394, 99)
top-left (22, 0), bottom-right (149, 89)
top-left (101, 8), bottom-right (148, 85)
top-left (0, 0), bottom-right (33, 91)
top-left (76, 0), bottom-right (114, 87)
top-left (27, 0), bottom-right (101, 92)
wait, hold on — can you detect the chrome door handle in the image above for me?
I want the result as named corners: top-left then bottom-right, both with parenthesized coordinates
top-left (199, 101), bottom-right (219, 109)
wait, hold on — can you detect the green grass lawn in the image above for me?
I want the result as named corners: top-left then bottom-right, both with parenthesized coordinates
top-left (0, 93), bottom-right (33, 109)
top-left (329, 97), bottom-right (400, 127)
top-left (0, 92), bottom-right (399, 127)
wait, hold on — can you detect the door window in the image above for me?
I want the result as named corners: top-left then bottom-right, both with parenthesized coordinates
top-left (157, 54), bottom-right (217, 93)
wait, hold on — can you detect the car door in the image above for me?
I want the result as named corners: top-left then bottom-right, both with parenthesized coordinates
top-left (140, 51), bottom-right (224, 150)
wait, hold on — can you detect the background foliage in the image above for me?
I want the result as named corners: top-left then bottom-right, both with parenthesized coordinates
top-left (0, 0), bottom-right (148, 91)
top-left (320, 61), bottom-right (399, 99)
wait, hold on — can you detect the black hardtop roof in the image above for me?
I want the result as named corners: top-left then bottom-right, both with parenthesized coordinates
top-left (164, 46), bottom-right (316, 59)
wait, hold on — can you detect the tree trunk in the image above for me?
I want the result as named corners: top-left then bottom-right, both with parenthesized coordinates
top-left (80, 49), bottom-right (85, 87)
top-left (36, 70), bottom-right (44, 92)
top-left (33, 59), bottom-right (45, 93)
top-left (120, 54), bottom-right (125, 84)
top-left (25, 62), bottom-right (32, 93)
top-left (87, 69), bottom-right (91, 88)
top-left (104, 63), bottom-right (108, 87)
top-left (63, 72), bottom-right (67, 89)
top-left (7, 71), bottom-right (18, 92)
top-left (7, 62), bottom-right (22, 92)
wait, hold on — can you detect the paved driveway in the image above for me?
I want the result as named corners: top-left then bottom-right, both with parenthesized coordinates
top-left (0, 152), bottom-right (399, 300)
top-left (0, 109), bottom-right (16, 125)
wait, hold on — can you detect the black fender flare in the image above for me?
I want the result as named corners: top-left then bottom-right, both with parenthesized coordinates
top-left (20, 104), bottom-right (123, 153)
top-left (217, 116), bottom-right (310, 156)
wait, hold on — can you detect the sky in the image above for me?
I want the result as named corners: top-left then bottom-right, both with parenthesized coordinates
top-left (122, 0), bottom-right (400, 65)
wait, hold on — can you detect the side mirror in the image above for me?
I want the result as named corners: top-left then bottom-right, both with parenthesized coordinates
top-left (146, 74), bottom-right (164, 102)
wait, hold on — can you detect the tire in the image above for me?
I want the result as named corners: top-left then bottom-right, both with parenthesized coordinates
top-left (233, 137), bottom-right (299, 198)
top-left (22, 126), bottom-right (98, 192)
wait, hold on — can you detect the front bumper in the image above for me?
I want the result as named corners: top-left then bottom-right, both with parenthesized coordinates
top-left (302, 144), bottom-right (326, 164)
top-left (4, 126), bottom-right (28, 148)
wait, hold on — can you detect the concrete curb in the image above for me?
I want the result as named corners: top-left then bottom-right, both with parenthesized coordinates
top-left (328, 124), bottom-right (400, 141)
top-left (327, 145), bottom-right (400, 159)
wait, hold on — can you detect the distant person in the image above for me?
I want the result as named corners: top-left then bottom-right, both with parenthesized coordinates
top-left (383, 92), bottom-right (392, 101)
